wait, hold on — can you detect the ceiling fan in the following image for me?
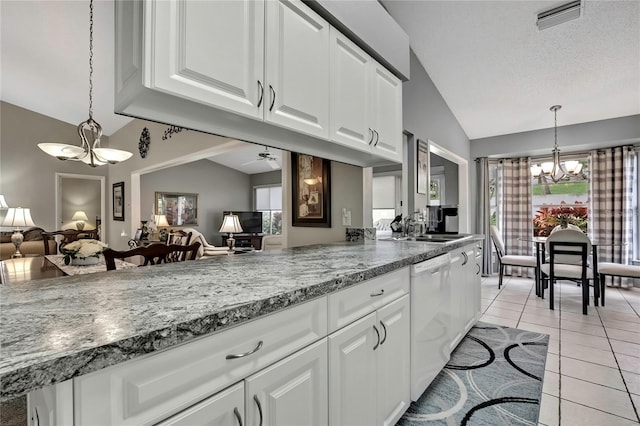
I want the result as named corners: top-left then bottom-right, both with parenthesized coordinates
top-left (242, 147), bottom-right (280, 170)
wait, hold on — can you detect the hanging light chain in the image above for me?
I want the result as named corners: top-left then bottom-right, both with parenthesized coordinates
top-left (88, 0), bottom-right (94, 120)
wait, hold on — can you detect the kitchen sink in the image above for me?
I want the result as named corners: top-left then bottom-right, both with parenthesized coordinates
top-left (382, 234), bottom-right (471, 244)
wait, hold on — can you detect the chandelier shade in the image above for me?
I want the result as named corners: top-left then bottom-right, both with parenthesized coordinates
top-left (37, 0), bottom-right (132, 167)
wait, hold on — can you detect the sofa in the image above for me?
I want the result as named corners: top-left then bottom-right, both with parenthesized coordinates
top-left (0, 227), bottom-right (56, 260)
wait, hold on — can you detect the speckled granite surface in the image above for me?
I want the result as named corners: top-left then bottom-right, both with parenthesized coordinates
top-left (0, 239), bottom-right (478, 401)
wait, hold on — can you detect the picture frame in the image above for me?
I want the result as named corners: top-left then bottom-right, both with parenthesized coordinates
top-left (417, 140), bottom-right (429, 194)
top-left (292, 153), bottom-right (331, 227)
top-left (112, 182), bottom-right (125, 221)
top-left (155, 192), bottom-right (198, 226)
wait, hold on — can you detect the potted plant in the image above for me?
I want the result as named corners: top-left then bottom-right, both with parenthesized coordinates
top-left (60, 239), bottom-right (108, 266)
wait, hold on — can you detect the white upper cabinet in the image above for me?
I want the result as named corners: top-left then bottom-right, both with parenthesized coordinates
top-left (150, 0), bottom-right (265, 119)
top-left (330, 28), bottom-right (372, 150)
top-left (265, 0), bottom-right (330, 138)
top-left (371, 63), bottom-right (403, 162)
top-left (330, 28), bottom-right (402, 163)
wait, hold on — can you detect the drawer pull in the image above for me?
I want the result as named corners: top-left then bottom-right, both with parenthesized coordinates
top-left (226, 340), bottom-right (263, 360)
top-left (234, 407), bottom-right (243, 426)
top-left (254, 395), bottom-right (263, 426)
top-left (370, 289), bottom-right (385, 297)
top-left (373, 324), bottom-right (381, 351)
top-left (379, 320), bottom-right (387, 345)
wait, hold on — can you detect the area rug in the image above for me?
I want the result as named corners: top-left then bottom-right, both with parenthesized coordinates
top-left (397, 322), bottom-right (549, 426)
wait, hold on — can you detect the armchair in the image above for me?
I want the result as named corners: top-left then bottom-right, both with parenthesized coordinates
top-left (181, 228), bottom-right (229, 258)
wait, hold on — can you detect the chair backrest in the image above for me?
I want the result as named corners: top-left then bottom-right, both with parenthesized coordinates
top-left (489, 225), bottom-right (505, 259)
top-left (103, 242), bottom-right (201, 271)
top-left (166, 230), bottom-right (192, 246)
top-left (545, 229), bottom-right (591, 265)
top-left (261, 235), bottom-right (283, 251)
top-left (550, 224), bottom-right (582, 234)
top-left (41, 229), bottom-right (98, 255)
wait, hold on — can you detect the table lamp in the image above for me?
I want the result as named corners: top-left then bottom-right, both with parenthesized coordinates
top-left (2, 207), bottom-right (36, 258)
top-left (72, 210), bottom-right (89, 230)
top-left (219, 213), bottom-right (243, 249)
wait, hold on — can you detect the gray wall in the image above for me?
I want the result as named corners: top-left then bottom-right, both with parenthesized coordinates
top-left (60, 178), bottom-right (101, 230)
top-left (0, 102), bottom-right (106, 231)
top-left (430, 153), bottom-right (458, 206)
top-left (471, 114), bottom-right (640, 159)
top-left (250, 170), bottom-right (282, 189)
top-left (141, 160), bottom-right (251, 246)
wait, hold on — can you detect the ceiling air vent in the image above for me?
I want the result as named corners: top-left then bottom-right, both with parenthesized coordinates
top-left (537, 0), bottom-right (583, 30)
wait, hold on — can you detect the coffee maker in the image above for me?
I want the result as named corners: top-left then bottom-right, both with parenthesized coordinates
top-left (426, 205), bottom-right (459, 234)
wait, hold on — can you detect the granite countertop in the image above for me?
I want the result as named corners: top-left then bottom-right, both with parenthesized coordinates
top-left (0, 238), bottom-right (479, 401)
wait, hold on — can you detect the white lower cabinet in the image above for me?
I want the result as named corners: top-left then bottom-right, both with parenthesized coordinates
top-left (449, 243), bottom-right (478, 351)
top-left (329, 294), bottom-right (410, 426)
top-left (158, 339), bottom-right (328, 426)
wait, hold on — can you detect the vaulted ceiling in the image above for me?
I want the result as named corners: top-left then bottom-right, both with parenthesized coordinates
top-left (2, 1), bottom-right (639, 145)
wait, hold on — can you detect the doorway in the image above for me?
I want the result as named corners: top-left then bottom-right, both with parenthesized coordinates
top-left (55, 173), bottom-right (105, 240)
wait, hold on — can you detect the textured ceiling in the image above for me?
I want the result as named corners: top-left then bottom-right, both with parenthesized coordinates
top-left (383, 0), bottom-right (640, 139)
top-left (2, 1), bottom-right (639, 143)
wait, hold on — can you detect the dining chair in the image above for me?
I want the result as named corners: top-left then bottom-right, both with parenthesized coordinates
top-left (490, 225), bottom-right (537, 289)
top-left (103, 242), bottom-right (201, 271)
top-left (540, 229), bottom-right (596, 315)
top-left (597, 263), bottom-right (640, 306)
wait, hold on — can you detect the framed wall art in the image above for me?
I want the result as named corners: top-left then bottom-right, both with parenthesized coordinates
top-left (292, 153), bottom-right (331, 227)
top-left (155, 192), bottom-right (198, 226)
top-left (417, 139), bottom-right (429, 194)
top-left (112, 182), bottom-right (125, 221)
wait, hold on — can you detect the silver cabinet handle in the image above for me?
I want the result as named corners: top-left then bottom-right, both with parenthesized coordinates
top-left (379, 320), bottom-right (387, 345)
top-left (226, 340), bottom-right (263, 359)
top-left (257, 80), bottom-right (264, 108)
top-left (254, 395), bottom-right (263, 426)
top-left (373, 129), bottom-right (380, 146)
top-left (370, 289), bottom-right (385, 297)
top-left (234, 407), bottom-right (244, 426)
top-left (368, 128), bottom-right (374, 145)
top-left (373, 324), bottom-right (381, 350)
top-left (461, 252), bottom-right (468, 266)
top-left (269, 85), bottom-right (276, 111)
top-left (476, 263), bottom-right (481, 275)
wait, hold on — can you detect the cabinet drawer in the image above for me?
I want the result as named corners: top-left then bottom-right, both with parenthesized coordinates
top-left (74, 297), bottom-right (327, 426)
top-left (328, 267), bottom-right (409, 333)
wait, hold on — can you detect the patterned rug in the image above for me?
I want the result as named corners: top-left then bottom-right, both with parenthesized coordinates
top-left (398, 322), bottom-right (549, 425)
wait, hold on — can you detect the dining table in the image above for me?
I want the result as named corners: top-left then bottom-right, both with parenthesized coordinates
top-left (0, 254), bottom-right (137, 284)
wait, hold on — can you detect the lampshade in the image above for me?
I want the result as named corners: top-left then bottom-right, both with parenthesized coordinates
top-left (219, 213), bottom-right (243, 233)
top-left (0, 195), bottom-right (8, 209)
top-left (154, 214), bottom-right (170, 227)
top-left (72, 210), bottom-right (89, 221)
top-left (2, 207), bottom-right (36, 228)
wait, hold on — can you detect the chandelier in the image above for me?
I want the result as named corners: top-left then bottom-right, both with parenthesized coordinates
top-left (530, 105), bottom-right (581, 182)
top-left (38, 0), bottom-right (132, 167)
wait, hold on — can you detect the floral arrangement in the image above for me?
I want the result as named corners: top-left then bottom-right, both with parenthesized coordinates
top-left (60, 239), bottom-right (108, 265)
top-left (532, 201), bottom-right (588, 237)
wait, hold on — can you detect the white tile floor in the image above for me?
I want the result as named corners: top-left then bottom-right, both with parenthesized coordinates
top-left (480, 274), bottom-right (640, 425)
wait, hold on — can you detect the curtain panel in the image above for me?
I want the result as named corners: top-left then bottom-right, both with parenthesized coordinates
top-left (499, 158), bottom-right (534, 277)
top-left (590, 146), bottom-right (636, 287)
top-left (475, 158), bottom-right (492, 276)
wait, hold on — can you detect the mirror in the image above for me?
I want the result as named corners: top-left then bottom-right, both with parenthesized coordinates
top-left (429, 152), bottom-right (458, 206)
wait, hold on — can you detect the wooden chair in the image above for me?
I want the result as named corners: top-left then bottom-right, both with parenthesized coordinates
top-left (41, 229), bottom-right (99, 255)
top-left (103, 242), bottom-right (201, 271)
top-left (540, 229), bottom-right (596, 315)
top-left (489, 226), bottom-right (537, 289)
top-left (166, 230), bottom-right (192, 246)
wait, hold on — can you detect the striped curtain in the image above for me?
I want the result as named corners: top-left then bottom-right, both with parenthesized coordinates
top-left (475, 158), bottom-right (492, 276)
top-left (590, 146), bottom-right (636, 287)
top-left (499, 158), bottom-right (534, 276)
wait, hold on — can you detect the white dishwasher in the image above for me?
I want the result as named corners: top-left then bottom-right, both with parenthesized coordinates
top-left (410, 253), bottom-right (452, 401)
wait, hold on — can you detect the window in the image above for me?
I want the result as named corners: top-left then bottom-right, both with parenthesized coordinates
top-left (372, 176), bottom-right (399, 230)
top-left (635, 151), bottom-right (640, 262)
top-left (531, 158), bottom-right (589, 236)
top-left (255, 186), bottom-right (282, 235)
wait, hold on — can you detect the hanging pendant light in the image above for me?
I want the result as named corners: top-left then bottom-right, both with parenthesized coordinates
top-left (530, 105), bottom-right (581, 182)
top-left (38, 0), bottom-right (132, 167)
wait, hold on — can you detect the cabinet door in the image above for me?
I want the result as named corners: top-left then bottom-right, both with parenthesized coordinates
top-left (245, 339), bottom-right (328, 426)
top-left (463, 245), bottom-right (478, 332)
top-left (329, 28), bottom-right (372, 150)
top-left (265, 0), bottom-right (330, 138)
top-left (376, 295), bottom-right (411, 426)
top-left (155, 382), bottom-right (244, 426)
top-left (370, 63), bottom-right (402, 162)
top-left (150, 0), bottom-right (264, 119)
top-left (328, 313), bottom-right (378, 426)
